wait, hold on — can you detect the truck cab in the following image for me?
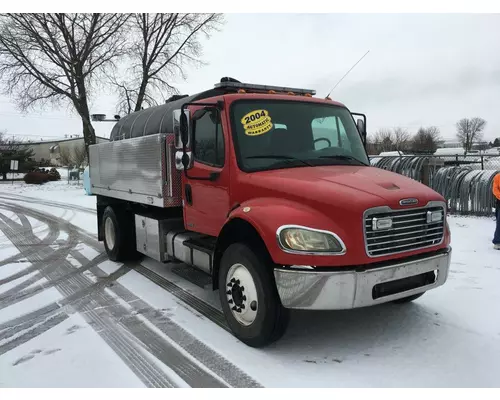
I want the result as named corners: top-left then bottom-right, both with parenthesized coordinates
top-left (89, 78), bottom-right (451, 347)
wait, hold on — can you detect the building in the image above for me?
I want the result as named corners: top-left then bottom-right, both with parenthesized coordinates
top-left (437, 139), bottom-right (489, 150)
top-left (437, 140), bottom-right (462, 149)
top-left (26, 136), bottom-right (109, 166)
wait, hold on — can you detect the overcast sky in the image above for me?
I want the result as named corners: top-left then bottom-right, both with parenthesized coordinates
top-left (1, 13), bottom-right (499, 142)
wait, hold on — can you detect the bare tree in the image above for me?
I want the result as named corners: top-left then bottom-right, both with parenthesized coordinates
top-left (392, 127), bottom-right (411, 151)
top-left (373, 129), bottom-right (395, 153)
top-left (411, 126), bottom-right (441, 154)
top-left (73, 143), bottom-right (88, 168)
top-left (113, 13), bottom-right (223, 114)
top-left (365, 135), bottom-right (378, 155)
top-left (0, 13), bottom-right (130, 152)
top-left (58, 146), bottom-right (73, 167)
top-left (456, 117), bottom-right (486, 152)
top-left (58, 143), bottom-right (87, 168)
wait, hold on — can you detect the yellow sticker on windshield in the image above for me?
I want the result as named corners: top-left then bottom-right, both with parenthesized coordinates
top-left (241, 109), bottom-right (273, 136)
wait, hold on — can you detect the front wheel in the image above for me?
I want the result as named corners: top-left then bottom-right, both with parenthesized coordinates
top-left (218, 243), bottom-right (289, 348)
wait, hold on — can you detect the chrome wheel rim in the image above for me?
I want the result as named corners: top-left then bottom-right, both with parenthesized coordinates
top-left (104, 217), bottom-right (116, 251)
top-left (225, 263), bottom-right (258, 326)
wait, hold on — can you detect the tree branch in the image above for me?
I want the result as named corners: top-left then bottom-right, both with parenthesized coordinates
top-left (111, 13), bottom-right (223, 112)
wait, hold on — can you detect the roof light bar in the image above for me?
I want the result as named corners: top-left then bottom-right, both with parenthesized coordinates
top-left (214, 81), bottom-right (316, 96)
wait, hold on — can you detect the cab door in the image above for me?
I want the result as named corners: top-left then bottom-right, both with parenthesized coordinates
top-left (182, 107), bottom-right (230, 237)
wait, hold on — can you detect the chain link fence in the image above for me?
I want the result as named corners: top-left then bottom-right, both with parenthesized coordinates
top-left (369, 154), bottom-right (500, 217)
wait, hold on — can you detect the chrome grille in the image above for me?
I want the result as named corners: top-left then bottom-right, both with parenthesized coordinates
top-left (364, 205), bottom-right (445, 257)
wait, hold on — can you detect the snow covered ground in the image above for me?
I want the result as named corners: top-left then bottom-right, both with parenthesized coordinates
top-left (0, 180), bottom-right (96, 211)
top-left (0, 181), bottom-right (499, 388)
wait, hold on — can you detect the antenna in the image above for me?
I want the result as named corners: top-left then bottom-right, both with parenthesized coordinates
top-left (325, 50), bottom-right (370, 99)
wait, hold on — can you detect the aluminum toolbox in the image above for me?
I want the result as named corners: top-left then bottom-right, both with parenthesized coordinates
top-left (134, 214), bottom-right (184, 262)
top-left (89, 133), bottom-right (182, 208)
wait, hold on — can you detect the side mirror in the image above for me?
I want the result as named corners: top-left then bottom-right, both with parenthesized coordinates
top-left (357, 118), bottom-right (367, 145)
top-left (173, 109), bottom-right (191, 149)
top-left (175, 150), bottom-right (193, 171)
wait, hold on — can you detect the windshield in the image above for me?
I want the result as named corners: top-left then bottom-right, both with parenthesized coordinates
top-left (231, 100), bottom-right (369, 172)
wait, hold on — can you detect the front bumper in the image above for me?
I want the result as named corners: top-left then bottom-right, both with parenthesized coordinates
top-left (273, 248), bottom-right (451, 310)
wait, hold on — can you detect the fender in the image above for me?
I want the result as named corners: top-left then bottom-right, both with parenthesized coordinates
top-left (224, 197), bottom-right (355, 267)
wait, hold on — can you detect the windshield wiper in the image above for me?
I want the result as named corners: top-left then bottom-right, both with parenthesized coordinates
top-left (245, 155), bottom-right (314, 167)
top-left (319, 155), bottom-right (367, 165)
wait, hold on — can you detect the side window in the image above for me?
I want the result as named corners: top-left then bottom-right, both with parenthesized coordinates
top-left (193, 113), bottom-right (225, 167)
top-left (311, 116), bottom-right (351, 151)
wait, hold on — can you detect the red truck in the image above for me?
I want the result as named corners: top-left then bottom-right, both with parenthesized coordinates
top-left (89, 78), bottom-right (452, 347)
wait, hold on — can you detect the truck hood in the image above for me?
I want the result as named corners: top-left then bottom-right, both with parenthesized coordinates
top-left (241, 165), bottom-right (442, 210)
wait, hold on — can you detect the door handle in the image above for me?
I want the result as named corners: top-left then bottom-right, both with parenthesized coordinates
top-left (209, 172), bottom-right (220, 181)
top-left (185, 184), bottom-right (193, 205)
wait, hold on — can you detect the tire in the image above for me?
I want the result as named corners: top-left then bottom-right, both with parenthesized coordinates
top-left (218, 243), bottom-right (289, 348)
top-left (102, 206), bottom-right (138, 262)
top-left (392, 292), bottom-right (425, 304)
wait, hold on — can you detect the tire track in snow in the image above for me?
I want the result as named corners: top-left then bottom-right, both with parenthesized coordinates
top-left (0, 208), bottom-right (60, 246)
top-left (0, 203), bottom-right (179, 388)
top-left (0, 303), bottom-right (61, 342)
top-left (0, 198), bottom-right (263, 388)
top-left (0, 202), bottom-right (230, 388)
top-left (70, 251), bottom-right (260, 388)
top-left (0, 194), bottom-right (95, 215)
top-left (0, 253), bottom-right (108, 310)
top-left (0, 242), bottom-right (83, 286)
top-left (0, 266), bottom-right (130, 343)
top-left (133, 264), bottom-right (228, 331)
top-left (0, 312), bottom-right (69, 356)
top-left (101, 277), bottom-right (261, 388)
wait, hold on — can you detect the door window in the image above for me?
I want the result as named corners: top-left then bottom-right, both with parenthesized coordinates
top-left (193, 113), bottom-right (225, 167)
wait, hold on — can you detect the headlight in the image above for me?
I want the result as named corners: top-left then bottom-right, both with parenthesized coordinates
top-left (277, 226), bottom-right (346, 254)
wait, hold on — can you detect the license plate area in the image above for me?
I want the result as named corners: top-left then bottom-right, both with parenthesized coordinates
top-left (372, 270), bottom-right (437, 300)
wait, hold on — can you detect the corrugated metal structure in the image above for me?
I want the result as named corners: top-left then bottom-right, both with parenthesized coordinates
top-left (371, 155), bottom-right (500, 216)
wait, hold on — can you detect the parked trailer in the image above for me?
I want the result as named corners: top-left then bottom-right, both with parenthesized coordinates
top-left (89, 78), bottom-right (452, 347)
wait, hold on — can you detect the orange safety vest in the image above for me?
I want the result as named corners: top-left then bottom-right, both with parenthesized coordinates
top-left (494, 173), bottom-right (500, 201)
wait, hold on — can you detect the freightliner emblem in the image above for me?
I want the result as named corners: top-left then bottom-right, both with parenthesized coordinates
top-left (399, 198), bottom-right (419, 206)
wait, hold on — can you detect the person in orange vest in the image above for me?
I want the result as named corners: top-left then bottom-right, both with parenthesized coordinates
top-left (493, 172), bottom-right (500, 250)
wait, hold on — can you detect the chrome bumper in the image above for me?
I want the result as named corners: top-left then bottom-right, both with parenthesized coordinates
top-left (274, 248), bottom-right (451, 310)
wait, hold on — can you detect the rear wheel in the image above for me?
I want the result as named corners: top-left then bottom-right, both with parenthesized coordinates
top-left (218, 243), bottom-right (289, 348)
top-left (392, 292), bottom-right (425, 304)
top-left (102, 206), bottom-right (138, 262)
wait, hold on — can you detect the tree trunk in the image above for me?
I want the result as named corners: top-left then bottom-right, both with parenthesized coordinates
top-left (134, 73), bottom-right (149, 112)
top-left (82, 117), bottom-right (96, 161)
top-left (74, 77), bottom-right (97, 160)
top-left (77, 98), bottom-right (97, 146)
